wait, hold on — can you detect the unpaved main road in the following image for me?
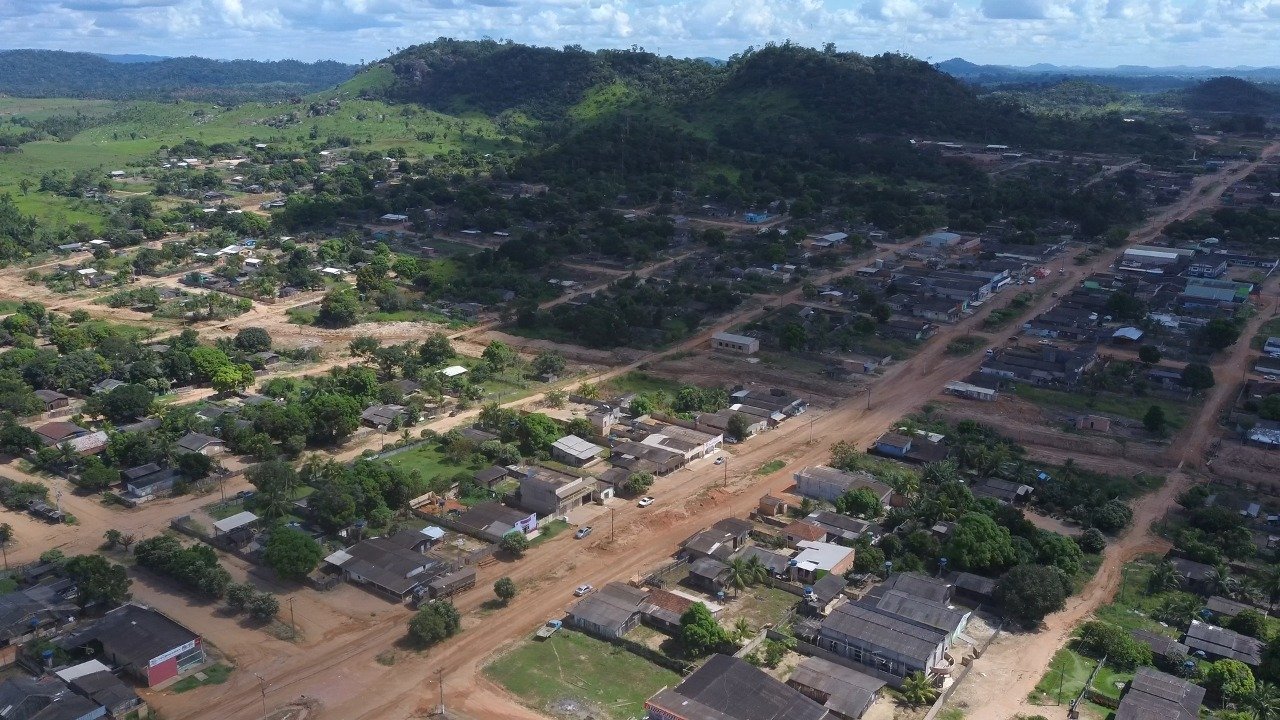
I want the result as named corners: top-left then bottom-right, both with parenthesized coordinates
top-left (8, 147), bottom-right (1274, 720)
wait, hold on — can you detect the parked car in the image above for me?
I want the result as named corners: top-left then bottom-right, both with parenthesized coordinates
top-left (638, 496), bottom-right (655, 508)
top-left (574, 526), bottom-right (593, 539)
top-left (574, 584), bottom-right (593, 597)
top-left (535, 620), bottom-right (562, 639)
top-left (714, 457), bottom-right (725, 465)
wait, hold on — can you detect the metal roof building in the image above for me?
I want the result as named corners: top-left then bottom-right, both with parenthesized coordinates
top-left (646, 654), bottom-right (828, 720)
top-left (1184, 619), bottom-right (1263, 665)
top-left (1115, 667), bottom-right (1204, 720)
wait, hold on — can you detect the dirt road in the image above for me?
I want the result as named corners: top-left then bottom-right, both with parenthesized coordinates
top-left (11, 148), bottom-right (1276, 720)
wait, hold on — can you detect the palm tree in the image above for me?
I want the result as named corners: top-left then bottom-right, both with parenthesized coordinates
top-left (1204, 567), bottom-right (1233, 598)
top-left (732, 617), bottom-right (752, 642)
top-left (1148, 561), bottom-right (1184, 594)
top-left (1260, 568), bottom-right (1280, 612)
top-left (743, 555), bottom-right (769, 585)
top-left (1253, 681), bottom-right (1280, 720)
top-left (725, 558), bottom-right (752, 597)
top-left (900, 672), bottom-right (938, 707)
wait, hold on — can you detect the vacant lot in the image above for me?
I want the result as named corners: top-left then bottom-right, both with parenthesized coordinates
top-left (484, 628), bottom-right (680, 720)
top-left (1014, 385), bottom-right (1191, 429)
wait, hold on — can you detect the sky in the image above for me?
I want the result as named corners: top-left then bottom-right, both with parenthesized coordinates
top-left (2, 0), bottom-right (1280, 67)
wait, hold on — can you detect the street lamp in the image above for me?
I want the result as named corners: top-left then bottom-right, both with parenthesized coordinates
top-left (252, 672), bottom-right (267, 716)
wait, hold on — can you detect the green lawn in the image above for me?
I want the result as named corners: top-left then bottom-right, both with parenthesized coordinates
top-left (945, 334), bottom-right (988, 356)
top-left (168, 663), bottom-right (233, 694)
top-left (484, 629), bottom-right (681, 720)
top-left (386, 442), bottom-right (475, 480)
top-left (532, 519), bottom-right (569, 546)
top-left (724, 585), bottom-right (800, 630)
top-left (755, 460), bottom-right (786, 475)
top-left (1014, 385), bottom-right (1191, 429)
top-left (601, 371), bottom-right (687, 397)
top-left (1030, 648), bottom-right (1132, 711)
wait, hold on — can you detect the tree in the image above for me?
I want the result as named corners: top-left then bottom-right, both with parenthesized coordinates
top-left (177, 451), bottom-right (213, 480)
top-left (679, 602), bottom-right (730, 656)
top-left (1181, 362), bottom-right (1216, 392)
top-left (834, 487), bottom-right (882, 518)
top-left (304, 392), bottom-right (361, 444)
top-left (516, 413), bottom-right (560, 454)
top-left (499, 531), bottom-right (529, 556)
top-left (900, 672), bottom-right (938, 707)
top-left (1077, 620), bottom-right (1152, 670)
top-left (623, 472), bottom-right (654, 495)
top-left (248, 460), bottom-right (300, 518)
top-left (1138, 345), bottom-right (1161, 365)
top-left (74, 459), bottom-right (120, 491)
top-left (530, 351), bottom-right (565, 377)
top-left (1198, 319), bottom-right (1241, 352)
top-left (64, 554), bottom-right (131, 608)
top-left (89, 383), bottom-right (155, 423)
top-left (234, 327), bottom-right (273, 353)
top-left (945, 512), bottom-right (1016, 573)
top-left (318, 287), bottom-right (360, 327)
top-left (1143, 405), bottom-right (1168, 434)
top-left (996, 564), bottom-right (1071, 627)
top-left (482, 341), bottom-right (519, 373)
top-left (1091, 498), bottom-right (1133, 533)
top-left (1206, 658), bottom-right (1256, 703)
top-left (1036, 531), bottom-right (1084, 576)
top-left (419, 332), bottom-right (455, 366)
top-left (1147, 560), bottom-right (1185, 594)
top-left (408, 601), bottom-right (461, 646)
top-left (494, 576), bottom-right (517, 604)
top-left (726, 412), bottom-right (753, 440)
top-left (212, 365), bottom-right (252, 395)
top-left (1251, 680), bottom-right (1280, 720)
top-left (226, 582), bottom-right (255, 612)
top-left (1076, 528), bottom-right (1107, 554)
top-left (724, 557), bottom-right (766, 597)
top-left (247, 591), bottom-right (280, 622)
top-left (1231, 609), bottom-right (1269, 640)
top-left (263, 526), bottom-right (324, 580)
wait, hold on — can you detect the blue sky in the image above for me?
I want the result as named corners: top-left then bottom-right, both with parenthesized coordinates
top-left (2, 0), bottom-right (1278, 67)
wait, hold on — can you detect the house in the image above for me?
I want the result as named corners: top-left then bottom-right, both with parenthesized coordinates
top-left (806, 511), bottom-right (876, 545)
top-left (806, 572), bottom-right (850, 616)
top-left (175, 432), bottom-right (223, 456)
top-left (794, 465), bottom-right (892, 505)
top-left (567, 582), bottom-right (648, 639)
top-left (387, 379), bottom-right (422, 397)
top-left (426, 566), bottom-right (477, 600)
top-left (710, 332), bottom-right (760, 355)
top-left (872, 432), bottom-right (913, 458)
top-left (697, 409), bottom-right (768, 438)
top-left (943, 380), bottom-right (997, 402)
top-left (250, 350), bottom-right (279, 366)
top-left (970, 477), bottom-right (1033, 505)
top-left (980, 345), bottom-right (1098, 386)
top-left (950, 572), bottom-right (997, 606)
top-left (1168, 557), bottom-right (1217, 594)
top-left (1114, 667), bottom-right (1205, 720)
top-left (880, 572), bottom-right (952, 605)
top-left (34, 390), bottom-right (70, 412)
top-left (360, 404), bottom-right (406, 428)
top-left (449, 502), bottom-right (537, 542)
top-left (757, 494), bottom-right (790, 517)
top-left (610, 440), bottom-right (685, 474)
top-left (1075, 415), bottom-right (1112, 432)
top-left (1130, 630), bottom-right (1190, 664)
top-left (922, 231), bottom-right (962, 248)
top-left (324, 531), bottom-right (450, 600)
top-left (56, 660), bottom-right (143, 719)
top-left (788, 656), bottom-right (886, 720)
top-left (89, 379), bottom-right (125, 395)
top-left (640, 424), bottom-right (723, 461)
top-left (645, 654), bottom-right (828, 720)
top-left (815, 601), bottom-right (950, 687)
top-left (1205, 595), bottom-right (1253, 620)
top-left (35, 422), bottom-right (90, 446)
top-left (517, 466), bottom-right (597, 517)
top-left (379, 213), bottom-right (410, 224)
top-left (681, 519), bottom-right (753, 561)
top-left (784, 520), bottom-right (829, 546)
top-left (883, 319), bottom-right (933, 342)
top-left (123, 464), bottom-right (182, 498)
top-left (638, 588), bottom-right (706, 634)
top-left (688, 557), bottom-right (731, 593)
top-left (550, 435), bottom-right (604, 467)
top-left (439, 365), bottom-right (468, 379)
top-left (791, 541), bottom-right (856, 583)
top-left (0, 676), bottom-right (104, 720)
top-left (0, 585), bottom-right (77, 647)
top-left (733, 545), bottom-right (793, 577)
top-left (473, 466), bottom-right (510, 489)
top-left (1184, 619), bottom-right (1263, 665)
top-left (856, 586), bottom-right (970, 642)
top-left (57, 603), bottom-right (204, 687)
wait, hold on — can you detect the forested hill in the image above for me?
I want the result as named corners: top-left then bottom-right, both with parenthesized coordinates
top-left (0, 50), bottom-right (356, 100)
top-left (1175, 77), bottom-right (1280, 114)
top-left (376, 40), bottom-right (1031, 140)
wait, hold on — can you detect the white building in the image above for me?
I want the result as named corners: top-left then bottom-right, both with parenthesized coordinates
top-left (711, 332), bottom-right (759, 355)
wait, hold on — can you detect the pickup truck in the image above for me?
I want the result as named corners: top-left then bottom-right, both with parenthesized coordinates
top-left (535, 620), bottom-right (563, 639)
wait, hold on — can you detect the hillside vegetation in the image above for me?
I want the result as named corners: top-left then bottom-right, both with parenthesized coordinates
top-left (0, 50), bottom-right (356, 101)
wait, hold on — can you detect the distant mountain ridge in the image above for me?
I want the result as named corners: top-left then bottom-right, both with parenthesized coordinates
top-left (0, 49), bottom-right (357, 100)
top-left (938, 57), bottom-right (1280, 84)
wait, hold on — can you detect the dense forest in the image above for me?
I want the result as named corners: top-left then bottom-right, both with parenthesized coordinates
top-left (0, 50), bottom-right (356, 100)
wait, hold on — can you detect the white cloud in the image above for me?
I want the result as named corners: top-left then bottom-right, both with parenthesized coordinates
top-left (0, 0), bottom-right (1277, 67)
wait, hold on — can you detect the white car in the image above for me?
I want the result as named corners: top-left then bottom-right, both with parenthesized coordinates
top-left (714, 457), bottom-right (725, 465)
top-left (638, 496), bottom-right (655, 508)
top-left (574, 584), bottom-right (593, 597)
top-left (1266, 375), bottom-right (1279, 382)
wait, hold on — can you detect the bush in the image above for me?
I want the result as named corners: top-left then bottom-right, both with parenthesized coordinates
top-left (246, 592), bottom-right (280, 622)
top-left (1077, 620), bottom-right (1152, 670)
top-left (499, 531), bottom-right (529, 556)
top-left (1076, 528), bottom-right (1106, 554)
top-left (409, 601), bottom-right (461, 646)
top-left (226, 583), bottom-right (255, 612)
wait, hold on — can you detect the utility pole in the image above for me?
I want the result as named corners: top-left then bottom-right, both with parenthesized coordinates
top-left (288, 596), bottom-right (296, 637)
top-left (436, 667), bottom-right (445, 715)
top-left (610, 507), bottom-right (615, 542)
top-left (252, 672), bottom-right (267, 716)
top-left (865, 386), bottom-right (872, 411)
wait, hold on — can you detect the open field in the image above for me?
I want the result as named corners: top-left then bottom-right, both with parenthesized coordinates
top-left (1014, 384), bottom-right (1192, 429)
top-left (484, 629), bottom-right (681, 720)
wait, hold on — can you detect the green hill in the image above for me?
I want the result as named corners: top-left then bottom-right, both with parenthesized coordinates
top-left (1176, 76), bottom-right (1280, 114)
top-left (0, 50), bottom-right (357, 101)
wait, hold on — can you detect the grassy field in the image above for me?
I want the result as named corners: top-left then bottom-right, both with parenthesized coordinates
top-left (723, 585), bottom-right (800, 630)
top-left (1029, 647), bottom-right (1132, 713)
top-left (169, 663), bottom-right (233, 693)
top-left (1014, 384), bottom-right (1191, 429)
top-left (945, 334), bottom-right (988, 356)
top-left (755, 460), bottom-right (786, 475)
top-left (601, 371), bottom-right (687, 397)
top-left (385, 442), bottom-right (476, 480)
top-left (484, 629), bottom-right (681, 720)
